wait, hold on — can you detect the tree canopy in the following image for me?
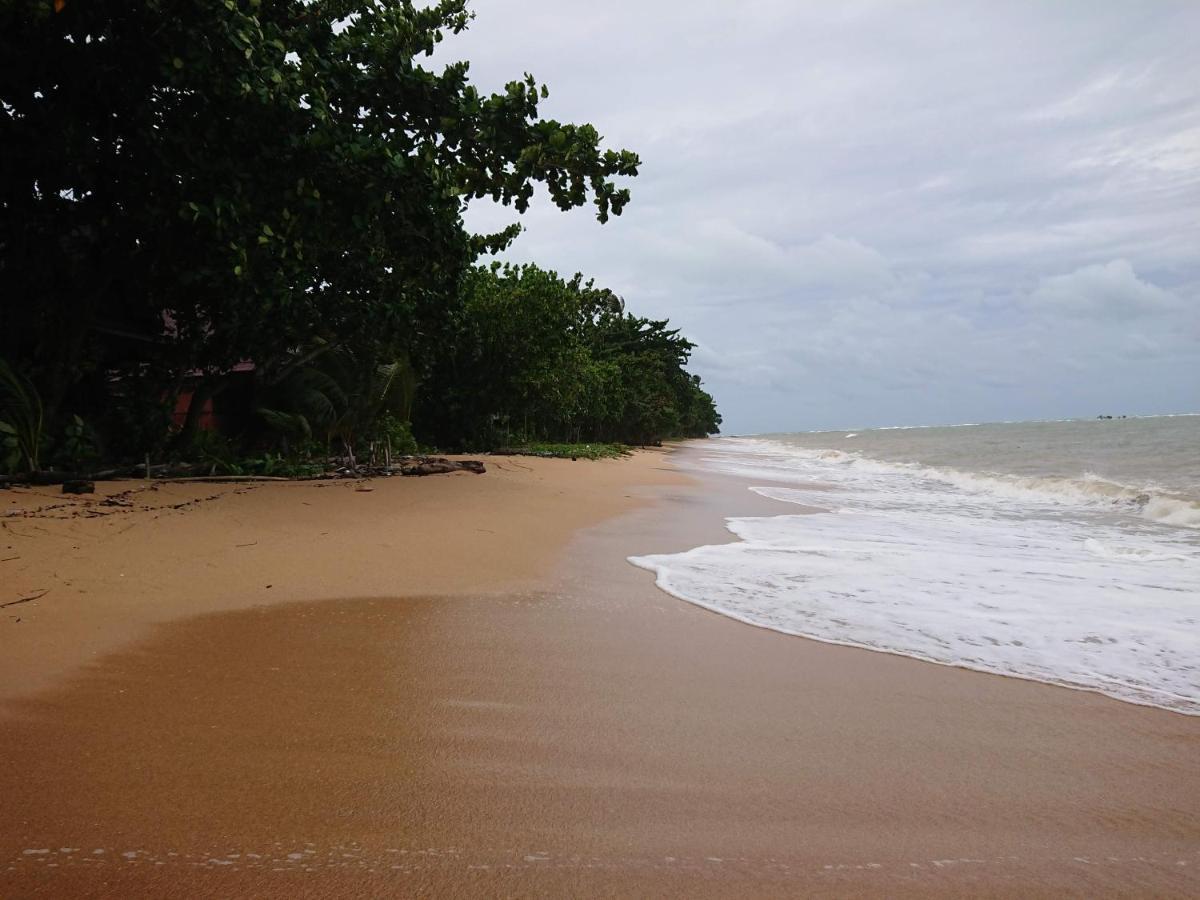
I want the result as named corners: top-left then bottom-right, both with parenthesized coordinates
top-left (0, 0), bottom-right (718, 472)
top-left (417, 264), bottom-right (720, 448)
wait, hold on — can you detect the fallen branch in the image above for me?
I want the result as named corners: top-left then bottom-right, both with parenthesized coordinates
top-left (155, 475), bottom-right (292, 483)
top-left (399, 458), bottom-right (486, 476)
top-left (1, 455), bottom-right (488, 488)
top-left (1, 589), bottom-right (47, 609)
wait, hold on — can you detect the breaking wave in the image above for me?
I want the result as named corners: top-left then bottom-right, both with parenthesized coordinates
top-left (630, 434), bottom-right (1200, 715)
top-left (707, 440), bottom-right (1200, 529)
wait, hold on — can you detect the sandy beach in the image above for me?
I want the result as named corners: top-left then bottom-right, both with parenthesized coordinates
top-left (2, 445), bottom-right (1198, 898)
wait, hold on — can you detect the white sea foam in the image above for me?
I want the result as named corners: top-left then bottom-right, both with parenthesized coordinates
top-left (702, 439), bottom-right (1200, 529)
top-left (632, 435), bottom-right (1200, 714)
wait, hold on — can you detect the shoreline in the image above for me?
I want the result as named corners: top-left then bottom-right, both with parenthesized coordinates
top-left (637, 564), bottom-right (1200, 720)
top-left (2, 444), bottom-right (1198, 897)
top-left (652, 434), bottom-right (1200, 717)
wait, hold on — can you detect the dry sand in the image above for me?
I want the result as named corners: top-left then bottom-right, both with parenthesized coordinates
top-left (0, 452), bottom-right (681, 702)
top-left (1, 446), bottom-right (1197, 898)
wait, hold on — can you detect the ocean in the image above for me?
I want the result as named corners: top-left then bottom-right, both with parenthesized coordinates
top-left (631, 416), bottom-right (1200, 714)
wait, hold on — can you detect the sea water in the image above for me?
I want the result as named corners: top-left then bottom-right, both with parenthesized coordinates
top-left (630, 416), bottom-right (1200, 714)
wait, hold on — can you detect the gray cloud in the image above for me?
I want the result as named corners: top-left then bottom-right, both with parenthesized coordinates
top-left (1028, 260), bottom-right (1182, 320)
top-left (440, 0), bottom-right (1200, 432)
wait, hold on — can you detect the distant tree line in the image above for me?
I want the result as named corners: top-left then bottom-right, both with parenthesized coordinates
top-left (417, 264), bottom-right (720, 447)
top-left (0, 0), bottom-right (718, 474)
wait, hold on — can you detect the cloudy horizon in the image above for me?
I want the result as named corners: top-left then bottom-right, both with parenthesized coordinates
top-left (440, 0), bottom-right (1199, 434)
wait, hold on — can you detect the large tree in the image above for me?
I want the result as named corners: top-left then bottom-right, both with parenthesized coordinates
top-left (0, 0), bottom-right (638, 454)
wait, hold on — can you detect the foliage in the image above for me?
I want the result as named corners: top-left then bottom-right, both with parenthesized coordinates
top-left (415, 264), bottom-right (721, 448)
top-left (1, 0), bottom-right (639, 456)
top-left (187, 428), bottom-right (321, 477)
top-left (507, 442), bottom-right (631, 460)
top-left (0, 3), bottom-right (717, 468)
top-left (254, 345), bottom-right (419, 462)
top-left (372, 414), bottom-right (420, 457)
top-left (189, 428), bottom-right (245, 475)
top-left (0, 421), bottom-right (19, 472)
top-left (240, 453), bottom-right (324, 479)
top-left (100, 365), bottom-right (175, 461)
top-left (58, 413), bottom-right (100, 469)
top-left (0, 356), bottom-right (44, 472)
top-left (254, 344), bottom-right (348, 446)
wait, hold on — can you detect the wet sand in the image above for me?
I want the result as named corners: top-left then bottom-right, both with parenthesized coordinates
top-left (1, 446), bottom-right (1198, 897)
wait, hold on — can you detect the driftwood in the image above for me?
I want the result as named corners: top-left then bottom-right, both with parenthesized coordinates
top-left (4, 464), bottom-right (168, 485)
top-left (1, 589), bottom-right (47, 609)
top-left (158, 475), bottom-right (293, 483)
top-left (2, 455), bottom-right (486, 487)
top-left (327, 456), bottom-right (485, 478)
top-left (7, 470), bottom-right (90, 485)
top-left (399, 458), bottom-right (485, 477)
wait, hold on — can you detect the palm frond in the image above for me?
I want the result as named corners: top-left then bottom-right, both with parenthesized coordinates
top-left (0, 357), bottom-right (44, 471)
top-left (256, 407), bottom-right (313, 440)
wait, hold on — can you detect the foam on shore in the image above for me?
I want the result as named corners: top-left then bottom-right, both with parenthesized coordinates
top-left (631, 437), bottom-right (1200, 714)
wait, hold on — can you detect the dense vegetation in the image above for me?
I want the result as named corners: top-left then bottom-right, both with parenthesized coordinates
top-left (416, 264), bottom-right (720, 448)
top-left (0, 0), bottom-right (719, 475)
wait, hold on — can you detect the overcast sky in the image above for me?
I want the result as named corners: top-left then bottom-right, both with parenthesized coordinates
top-left (440, 1), bottom-right (1199, 434)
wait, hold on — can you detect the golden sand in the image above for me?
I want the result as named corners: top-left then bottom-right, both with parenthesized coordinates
top-left (1, 447), bottom-right (1197, 897)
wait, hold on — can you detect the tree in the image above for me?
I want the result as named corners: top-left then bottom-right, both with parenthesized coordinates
top-left (414, 263), bottom-right (721, 448)
top-left (0, 0), bottom-right (639, 456)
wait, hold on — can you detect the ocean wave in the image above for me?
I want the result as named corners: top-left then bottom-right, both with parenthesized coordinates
top-left (922, 468), bottom-right (1200, 528)
top-left (630, 505), bottom-right (1200, 715)
top-left (710, 439), bottom-right (1200, 529)
top-left (744, 413), bottom-right (1199, 439)
top-left (650, 433), bottom-right (1200, 716)
top-left (874, 422), bottom-right (983, 430)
